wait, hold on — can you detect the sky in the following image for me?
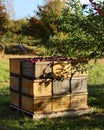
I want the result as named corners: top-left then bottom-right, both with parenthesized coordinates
top-left (13, 0), bottom-right (90, 20)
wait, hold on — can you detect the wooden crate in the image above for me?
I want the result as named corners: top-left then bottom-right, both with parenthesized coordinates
top-left (53, 79), bottom-right (70, 95)
top-left (22, 61), bottom-right (52, 79)
top-left (10, 91), bottom-right (20, 107)
top-left (10, 58), bottom-right (22, 75)
top-left (52, 95), bottom-right (71, 112)
top-left (71, 77), bottom-right (87, 93)
top-left (71, 60), bottom-right (88, 77)
top-left (21, 95), bottom-right (52, 114)
top-left (10, 75), bottom-right (20, 91)
top-left (53, 61), bottom-right (72, 79)
top-left (70, 93), bottom-right (88, 110)
top-left (22, 78), bottom-right (52, 97)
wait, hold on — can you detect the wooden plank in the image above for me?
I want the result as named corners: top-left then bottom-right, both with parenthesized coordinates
top-left (10, 91), bottom-right (20, 107)
top-left (22, 61), bottom-right (52, 79)
top-left (22, 78), bottom-right (52, 97)
top-left (70, 93), bottom-right (88, 110)
top-left (21, 95), bottom-right (52, 114)
top-left (10, 58), bottom-right (21, 75)
top-left (52, 95), bottom-right (71, 112)
top-left (71, 60), bottom-right (88, 77)
top-left (53, 61), bottom-right (72, 79)
top-left (71, 77), bottom-right (87, 93)
top-left (10, 75), bottom-right (19, 91)
top-left (53, 79), bottom-right (70, 95)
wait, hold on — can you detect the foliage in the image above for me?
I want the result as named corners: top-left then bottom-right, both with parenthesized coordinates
top-left (48, 0), bottom-right (104, 59)
top-left (27, 0), bottom-right (104, 59)
top-left (28, 0), bottom-right (66, 49)
top-left (0, 0), bottom-right (32, 45)
top-left (0, 0), bottom-right (104, 59)
top-left (1, 18), bottom-right (33, 45)
top-left (28, 17), bottom-right (50, 43)
top-left (0, 0), bottom-right (9, 36)
top-left (81, 0), bottom-right (104, 59)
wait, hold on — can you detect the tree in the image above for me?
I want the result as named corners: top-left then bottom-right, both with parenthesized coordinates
top-left (28, 0), bottom-right (66, 49)
top-left (6, 18), bottom-right (30, 43)
top-left (48, 0), bottom-right (104, 59)
top-left (81, 0), bottom-right (104, 58)
top-left (0, 0), bottom-right (9, 36)
top-left (28, 0), bottom-right (104, 59)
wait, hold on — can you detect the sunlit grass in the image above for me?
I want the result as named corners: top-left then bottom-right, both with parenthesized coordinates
top-left (0, 58), bottom-right (9, 88)
top-left (88, 60), bottom-right (104, 85)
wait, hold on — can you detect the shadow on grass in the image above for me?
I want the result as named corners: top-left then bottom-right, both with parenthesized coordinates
top-left (88, 84), bottom-right (104, 108)
top-left (0, 84), bottom-right (104, 130)
top-left (0, 92), bottom-right (26, 130)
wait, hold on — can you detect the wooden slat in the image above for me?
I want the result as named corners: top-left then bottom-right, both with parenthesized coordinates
top-left (53, 79), bottom-right (70, 95)
top-left (53, 61), bottom-right (72, 79)
top-left (21, 95), bottom-right (52, 114)
top-left (70, 93), bottom-right (88, 110)
top-left (22, 61), bottom-right (52, 79)
top-left (22, 78), bottom-right (52, 97)
top-left (52, 95), bottom-right (71, 112)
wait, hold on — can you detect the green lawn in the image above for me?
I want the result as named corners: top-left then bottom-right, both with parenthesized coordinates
top-left (0, 57), bottom-right (104, 130)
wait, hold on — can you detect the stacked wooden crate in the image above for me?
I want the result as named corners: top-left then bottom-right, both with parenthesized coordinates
top-left (52, 59), bottom-right (88, 111)
top-left (52, 60), bottom-right (71, 112)
top-left (70, 60), bottom-right (88, 110)
top-left (10, 58), bottom-right (89, 118)
top-left (10, 58), bottom-right (22, 108)
top-left (10, 59), bottom-right (53, 114)
top-left (21, 60), bottom-right (53, 114)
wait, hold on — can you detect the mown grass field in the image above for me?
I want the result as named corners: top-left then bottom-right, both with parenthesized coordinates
top-left (0, 56), bottom-right (104, 130)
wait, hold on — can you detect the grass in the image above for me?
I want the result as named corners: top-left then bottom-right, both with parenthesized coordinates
top-left (0, 56), bottom-right (104, 130)
top-left (88, 60), bottom-right (104, 85)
